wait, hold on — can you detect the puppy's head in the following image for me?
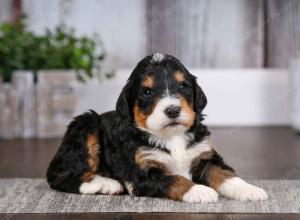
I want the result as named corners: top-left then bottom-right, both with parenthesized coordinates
top-left (116, 53), bottom-right (207, 137)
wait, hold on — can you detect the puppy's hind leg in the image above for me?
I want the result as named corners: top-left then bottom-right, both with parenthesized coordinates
top-left (47, 111), bottom-right (123, 195)
top-left (78, 131), bottom-right (123, 195)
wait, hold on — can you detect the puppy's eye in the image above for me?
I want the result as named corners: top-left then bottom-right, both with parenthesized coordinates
top-left (141, 88), bottom-right (153, 97)
top-left (178, 82), bottom-right (188, 90)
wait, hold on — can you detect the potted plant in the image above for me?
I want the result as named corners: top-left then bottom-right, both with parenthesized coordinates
top-left (35, 26), bottom-right (108, 138)
top-left (0, 19), bottom-right (37, 138)
top-left (0, 18), bottom-right (109, 138)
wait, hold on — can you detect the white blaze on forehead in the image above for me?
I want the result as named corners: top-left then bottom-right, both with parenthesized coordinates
top-left (151, 53), bottom-right (165, 63)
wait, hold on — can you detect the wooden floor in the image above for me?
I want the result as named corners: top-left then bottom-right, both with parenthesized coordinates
top-left (0, 127), bottom-right (300, 219)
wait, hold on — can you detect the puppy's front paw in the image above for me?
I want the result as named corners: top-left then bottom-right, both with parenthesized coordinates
top-left (182, 184), bottom-right (218, 203)
top-left (234, 184), bottom-right (268, 201)
top-left (218, 177), bottom-right (268, 201)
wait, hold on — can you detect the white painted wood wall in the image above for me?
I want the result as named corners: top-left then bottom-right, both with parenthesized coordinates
top-left (0, 0), bottom-right (299, 130)
top-left (0, 0), bottom-right (297, 68)
top-left (22, 0), bottom-right (147, 70)
top-left (74, 69), bottom-right (290, 126)
top-left (0, 0), bottom-right (12, 23)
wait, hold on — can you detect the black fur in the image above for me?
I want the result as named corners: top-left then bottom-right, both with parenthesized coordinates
top-left (47, 110), bottom-right (101, 193)
top-left (47, 54), bottom-right (234, 199)
top-left (191, 150), bottom-right (235, 186)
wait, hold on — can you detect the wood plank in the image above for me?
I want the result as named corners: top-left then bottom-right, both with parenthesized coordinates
top-left (266, 0), bottom-right (300, 67)
top-left (12, 0), bottom-right (21, 24)
top-left (22, 0), bottom-right (61, 34)
top-left (22, 0), bottom-right (147, 69)
top-left (0, 83), bottom-right (20, 138)
top-left (12, 71), bottom-right (36, 138)
top-left (0, 0), bottom-right (12, 23)
top-left (147, 0), bottom-right (264, 67)
top-left (36, 71), bottom-right (77, 138)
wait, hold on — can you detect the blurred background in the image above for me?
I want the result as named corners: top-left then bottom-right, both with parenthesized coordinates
top-left (0, 0), bottom-right (300, 139)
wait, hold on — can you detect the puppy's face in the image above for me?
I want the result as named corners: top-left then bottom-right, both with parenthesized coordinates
top-left (133, 68), bottom-right (195, 137)
top-left (117, 53), bottom-right (207, 138)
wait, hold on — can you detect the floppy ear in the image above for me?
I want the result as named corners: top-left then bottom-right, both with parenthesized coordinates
top-left (116, 81), bottom-right (132, 119)
top-left (193, 79), bottom-right (207, 117)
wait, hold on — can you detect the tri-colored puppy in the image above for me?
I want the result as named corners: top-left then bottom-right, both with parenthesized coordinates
top-left (47, 53), bottom-right (268, 203)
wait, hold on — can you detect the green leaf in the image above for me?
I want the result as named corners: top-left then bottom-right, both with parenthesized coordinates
top-left (0, 16), bottom-right (110, 82)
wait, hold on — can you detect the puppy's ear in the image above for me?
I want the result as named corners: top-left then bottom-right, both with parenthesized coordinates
top-left (193, 79), bottom-right (207, 117)
top-left (116, 81), bottom-right (132, 119)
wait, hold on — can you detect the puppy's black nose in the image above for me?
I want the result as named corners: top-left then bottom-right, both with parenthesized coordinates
top-left (164, 105), bottom-right (181, 119)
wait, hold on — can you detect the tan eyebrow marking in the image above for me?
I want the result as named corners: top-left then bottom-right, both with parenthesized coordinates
top-left (142, 75), bottom-right (155, 88)
top-left (174, 71), bottom-right (185, 82)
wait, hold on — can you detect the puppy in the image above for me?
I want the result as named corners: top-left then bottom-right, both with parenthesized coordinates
top-left (47, 53), bottom-right (268, 203)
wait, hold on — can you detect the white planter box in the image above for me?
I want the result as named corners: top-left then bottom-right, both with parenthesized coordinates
top-left (36, 70), bottom-right (77, 138)
top-left (0, 70), bottom-right (77, 139)
top-left (0, 82), bottom-right (20, 138)
top-left (12, 71), bottom-right (36, 138)
top-left (0, 71), bottom-right (35, 138)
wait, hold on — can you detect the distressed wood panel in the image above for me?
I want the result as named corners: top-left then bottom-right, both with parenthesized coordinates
top-left (22, 0), bottom-right (61, 34)
top-left (4, 0), bottom-right (300, 69)
top-left (147, 0), bottom-right (264, 68)
top-left (12, 71), bottom-right (36, 138)
top-left (23, 0), bottom-right (147, 69)
top-left (36, 71), bottom-right (77, 138)
top-left (266, 0), bottom-right (300, 67)
top-left (0, 84), bottom-right (20, 139)
top-left (0, 0), bottom-right (12, 23)
top-left (0, 72), bottom-right (36, 139)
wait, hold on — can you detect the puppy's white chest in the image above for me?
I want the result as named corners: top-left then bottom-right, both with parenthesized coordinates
top-left (164, 136), bottom-right (193, 179)
top-left (144, 135), bottom-right (212, 180)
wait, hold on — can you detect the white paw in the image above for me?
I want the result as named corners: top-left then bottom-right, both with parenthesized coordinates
top-left (79, 175), bottom-right (123, 195)
top-left (182, 184), bottom-right (218, 203)
top-left (124, 181), bottom-right (134, 194)
top-left (101, 178), bottom-right (123, 195)
top-left (218, 177), bottom-right (268, 201)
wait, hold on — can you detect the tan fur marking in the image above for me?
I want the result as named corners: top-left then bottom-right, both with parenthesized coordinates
top-left (135, 148), bottom-right (170, 173)
top-left (142, 75), bottom-right (154, 88)
top-left (180, 96), bottom-right (195, 127)
top-left (133, 103), bottom-right (148, 129)
top-left (135, 148), bottom-right (194, 201)
top-left (133, 99), bottom-right (158, 129)
top-left (190, 149), bottom-right (214, 176)
top-left (81, 172), bottom-right (94, 182)
top-left (190, 140), bottom-right (235, 190)
top-left (81, 134), bottom-right (100, 182)
top-left (207, 166), bottom-right (235, 190)
top-left (167, 175), bottom-right (195, 201)
top-left (192, 149), bottom-right (215, 165)
top-left (174, 71), bottom-right (185, 82)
